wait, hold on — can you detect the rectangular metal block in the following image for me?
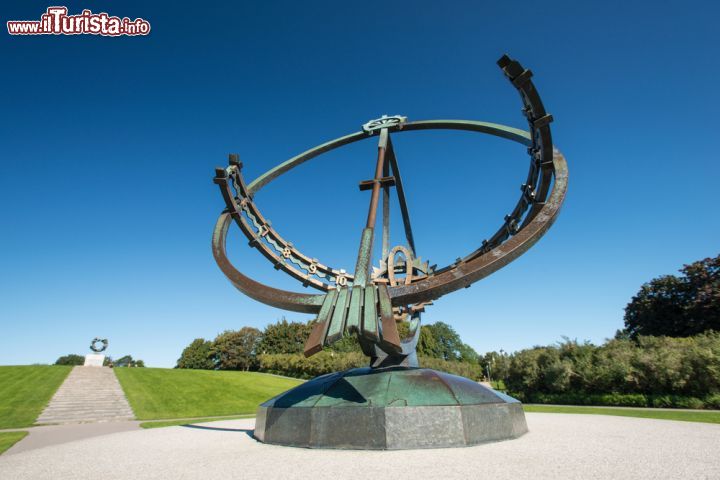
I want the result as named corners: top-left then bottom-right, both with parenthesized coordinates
top-left (461, 403), bottom-right (517, 444)
top-left (262, 407), bottom-right (312, 447)
top-left (253, 406), bottom-right (268, 442)
top-left (304, 290), bottom-right (338, 356)
top-left (310, 407), bottom-right (386, 449)
top-left (508, 403), bottom-right (529, 437)
top-left (377, 285), bottom-right (401, 351)
top-left (326, 287), bottom-right (349, 344)
top-left (345, 286), bottom-right (363, 333)
top-left (385, 406), bottom-right (465, 449)
top-left (362, 286), bottom-right (379, 341)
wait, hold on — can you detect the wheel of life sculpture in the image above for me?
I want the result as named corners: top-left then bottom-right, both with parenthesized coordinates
top-left (90, 337), bottom-right (108, 353)
top-left (212, 54), bottom-right (568, 369)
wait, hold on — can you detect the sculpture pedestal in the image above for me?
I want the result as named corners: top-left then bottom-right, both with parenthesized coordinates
top-left (84, 354), bottom-right (105, 367)
top-left (254, 367), bottom-right (527, 450)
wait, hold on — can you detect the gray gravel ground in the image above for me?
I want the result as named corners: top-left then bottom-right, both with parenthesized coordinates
top-left (1, 413), bottom-right (718, 480)
top-left (6, 421), bottom-right (140, 455)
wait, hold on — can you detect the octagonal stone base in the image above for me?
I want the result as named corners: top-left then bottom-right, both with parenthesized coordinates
top-left (254, 367), bottom-right (527, 449)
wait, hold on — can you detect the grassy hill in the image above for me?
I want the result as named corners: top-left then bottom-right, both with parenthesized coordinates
top-left (114, 368), bottom-right (302, 420)
top-left (0, 365), bottom-right (72, 429)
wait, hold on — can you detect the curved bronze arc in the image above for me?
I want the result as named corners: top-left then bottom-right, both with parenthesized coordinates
top-left (384, 55), bottom-right (568, 306)
top-left (388, 148), bottom-right (568, 306)
top-left (216, 164), bottom-right (351, 292)
top-left (247, 131), bottom-right (367, 196)
top-left (217, 55), bottom-right (566, 313)
top-left (216, 121), bottom-right (548, 313)
top-left (246, 121), bottom-right (531, 196)
top-left (212, 212), bottom-right (324, 313)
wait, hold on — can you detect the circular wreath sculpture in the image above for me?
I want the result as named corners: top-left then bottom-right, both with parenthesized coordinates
top-left (90, 337), bottom-right (108, 353)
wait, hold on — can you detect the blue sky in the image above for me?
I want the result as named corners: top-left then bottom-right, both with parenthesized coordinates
top-left (1, 0), bottom-right (718, 367)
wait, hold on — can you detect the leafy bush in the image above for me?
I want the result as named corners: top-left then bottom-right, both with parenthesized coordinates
top-left (704, 394), bottom-right (720, 409)
top-left (418, 356), bottom-right (483, 380)
top-left (517, 392), bottom-right (712, 409)
top-left (55, 354), bottom-right (84, 366)
top-left (256, 352), bottom-right (484, 380)
top-left (258, 352), bottom-right (366, 379)
top-left (504, 332), bottom-right (720, 409)
top-left (114, 355), bottom-right (145, 367)
top-left (672, 396), bottom-right (705, 409)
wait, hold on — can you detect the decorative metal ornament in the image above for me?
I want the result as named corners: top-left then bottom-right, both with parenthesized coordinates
top-left (211, 55), bottom-right (568, 449)
top-left (90, 337), bottom-right (108, 353)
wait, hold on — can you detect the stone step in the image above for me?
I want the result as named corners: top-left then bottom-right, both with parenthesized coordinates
top-left (36, 417), bottom-right (135, 424)
top-left (39, 411), bottom-right (134, 417)
top-left (36, 366), bottom-right (136, 425)
top-left (44, 398), bottom-right (130, 402)
top-left (38, 407), bottom-right (134, 414)
top-left (38, 415), bottom-right (135, 422)
top-left (38, 416), bottom-right (135, 422)
top-left (42, 404), bottom-right (134, 409)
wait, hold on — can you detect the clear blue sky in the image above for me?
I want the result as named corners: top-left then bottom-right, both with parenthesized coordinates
top-left (1, 0), bottom-right (718, 367)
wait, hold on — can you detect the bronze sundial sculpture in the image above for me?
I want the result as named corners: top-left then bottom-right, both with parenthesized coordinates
top-left (212, 55), bottom-right (568, 449)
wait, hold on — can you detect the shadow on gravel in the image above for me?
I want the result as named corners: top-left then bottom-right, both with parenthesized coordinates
top-left (181, 424), bottom-right (254, 438)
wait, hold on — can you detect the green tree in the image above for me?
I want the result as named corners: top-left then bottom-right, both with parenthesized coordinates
top-left (417, 325), bottom-right (439, 357)
top-left (457, 343), bottom-right (479, 363)
top-left (420, 322), bottom-right (477, 362)
top-left (328, 334), bottom-right (362, 353)
top-left (624, 275), bottom-right (690, 337)
top-left (257, 317), bottom-right (313, 354)
top-left (176, 338), bottom-right (215, 369)
top-left (506, 347), bottom-right (544, 393)
top-left (213, 327), bottom-right (262, 370)
top-left (114, 355), bottom-right (145, 367)
top-left (682, 255), bottom-right (720, 331)
top-left (624, 254), bottom-right (720, 338)
top-left (55, 354), bottom-right (84, 366)
top-left (479, 350), bottom-right (511, 382)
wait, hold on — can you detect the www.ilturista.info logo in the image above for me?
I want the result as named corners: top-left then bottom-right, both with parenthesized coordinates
top-left (7, 6), bottom-right (150, 36)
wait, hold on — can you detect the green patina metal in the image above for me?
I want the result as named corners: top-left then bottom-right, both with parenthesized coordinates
top-left (262, 367), bottom-right (515, 409)
top-left (345, 286), bottom-right (363, 333)
top-left (362, 286), bottom-right (378, 341)
top-left (352, 228), bottom-right (374, 287)
top-left (326, 287), bottom-right (349, 343)
top-left (245, 120), bottom-right (531, 198)
top-left (213, 54), bottom-right (567, 450)
top-left (212, 55), bottom-right (568, 362)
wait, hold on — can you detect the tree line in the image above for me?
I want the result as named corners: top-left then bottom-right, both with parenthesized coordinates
top-left (55, 354), bottom-right (145, 367)
top-left (176, 253), bottom-right (719, 408)
top-left (176, 319), bottom-right (481, 377)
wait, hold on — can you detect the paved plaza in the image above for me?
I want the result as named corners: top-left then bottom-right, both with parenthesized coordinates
top-left (1, 413), bottom-right (718, 479)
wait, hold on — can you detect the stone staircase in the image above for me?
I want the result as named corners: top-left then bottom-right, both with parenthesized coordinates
top-left (36, 366), bottom-right (135, 424)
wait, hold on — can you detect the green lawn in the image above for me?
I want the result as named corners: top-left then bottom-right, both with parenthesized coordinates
top-left (139, 414), bottom-right (255, 429)
top-left (115, 368), bottom-right (302, 420)
top-left (0, 431), bottom-right (28, 455)
top-left (524, 404), bottom-right (720, 424)
top-left (0, 365), bottom-right (72, 429)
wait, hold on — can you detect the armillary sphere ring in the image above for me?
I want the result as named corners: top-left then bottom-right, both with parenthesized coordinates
top-left (212, 55), bottom-right (568, 321)
top-left (90, 337), bottom-right (108, 353)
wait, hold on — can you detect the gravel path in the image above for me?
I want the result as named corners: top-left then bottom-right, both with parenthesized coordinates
top-left (1, 413), bottom-right (718, 479)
